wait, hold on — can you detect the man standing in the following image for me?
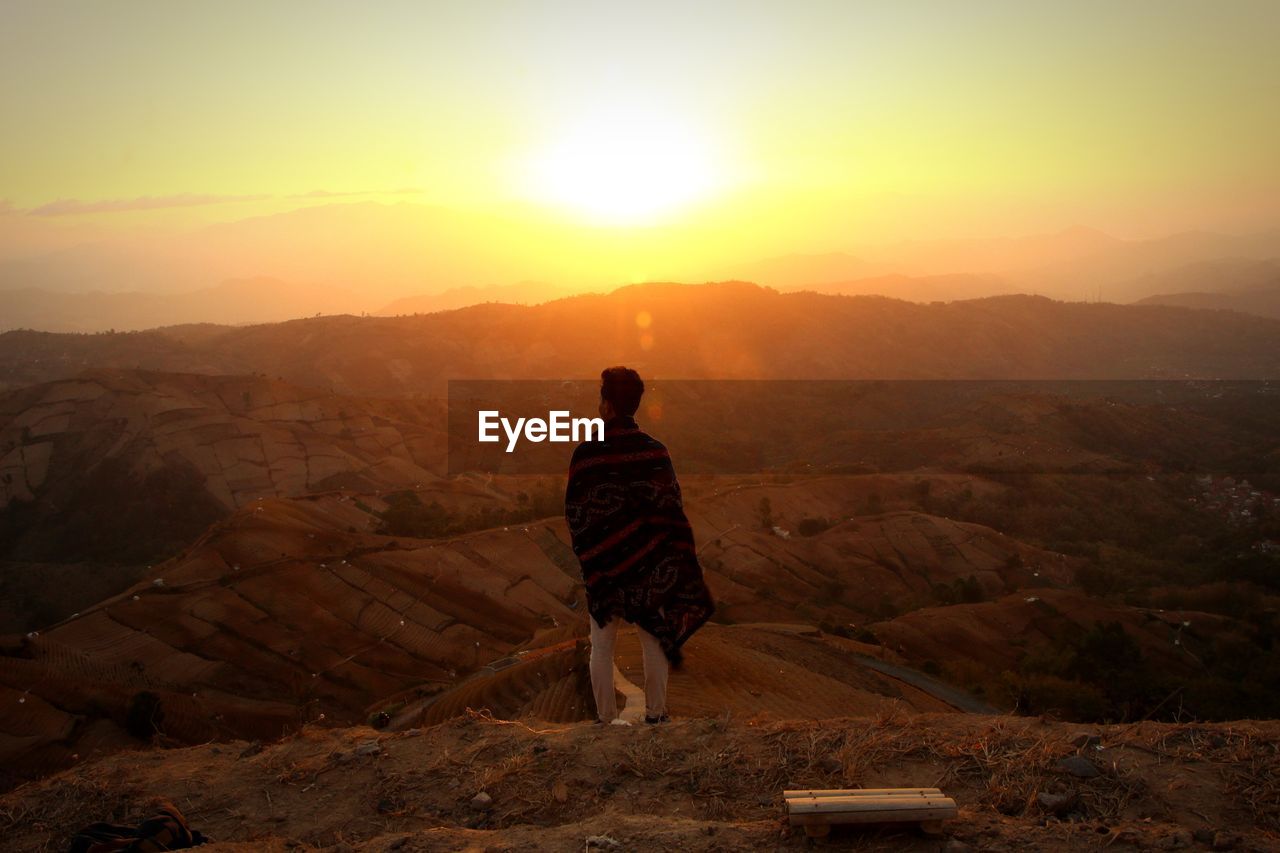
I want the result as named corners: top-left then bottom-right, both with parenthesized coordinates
top-left (565, 367), bottom-right (715, 724)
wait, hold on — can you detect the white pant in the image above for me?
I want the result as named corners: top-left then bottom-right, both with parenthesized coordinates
top-left (589, 617), bottom-right (669, 721)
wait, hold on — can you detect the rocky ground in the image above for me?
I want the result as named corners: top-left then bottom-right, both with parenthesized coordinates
top-left (2, 713), bottom-right (1276, 852)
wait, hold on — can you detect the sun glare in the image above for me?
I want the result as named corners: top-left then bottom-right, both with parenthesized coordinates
top-left (526, 112), bottom-right (722, 225)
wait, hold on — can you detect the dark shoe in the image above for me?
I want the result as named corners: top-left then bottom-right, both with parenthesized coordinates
top-left (644, 714), bottom-right (670, 725)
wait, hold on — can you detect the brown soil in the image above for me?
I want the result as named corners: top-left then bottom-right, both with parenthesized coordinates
top-left (2, 713), bottom-right (1276, 852)
top-left (390, 623), bottom-right (966, 731)
top-left (871, 588), bottom-right (1245, 684)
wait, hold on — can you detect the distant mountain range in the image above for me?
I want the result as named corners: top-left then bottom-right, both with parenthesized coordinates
top-left (375, 281), bottom-right (570, 316)
top-left (2, 283), bottom-right (1278, 396)
top-left (786, 272), bottom-right (1015, 302)
top-left (1137, 283), bottom-right (1280, 319)
top-left (0, 277), bottom-right (369, 332)
top-left (1, 201), bottom-right (1277, 332)
top-left (736, 230), bottom-right (1280, 304)
top-left (1134, 260), bottom-right (1280, 319)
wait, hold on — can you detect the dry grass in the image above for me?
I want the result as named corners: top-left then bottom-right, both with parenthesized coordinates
top-left (1113, 723), bottom-right (1280, 831)
top-left (754, 714), bottom-right (1148, 820)
top-left (1105, 722), bottom-right (1274, 824)
top-left (0, 774), bottom-right (137, 853)
top-left (476, 751), bottom-right (535, 791)
top-left (1224, 743), bottom-right (1280, 832)
top-left (4, 714), bottom-right (1278, 852)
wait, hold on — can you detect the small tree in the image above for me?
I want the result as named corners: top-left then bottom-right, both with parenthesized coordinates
top-left (758, 496), bottom-right (773, 529)
top-left (955, 574), bottom-right (985, 603)
top-left (125, 691), bottom-right (164, 740)
top-left (797, 516), bottom-right (832, 537)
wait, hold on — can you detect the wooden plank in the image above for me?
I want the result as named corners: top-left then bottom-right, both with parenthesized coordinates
top-left (784, 787), bottom-right (941, 799)
top-left (786, 795), bottom-right (956, 816)
top-left (783, 788), bottom-right (957, 809)
top-left (789, 805), bottom-right (959, 827)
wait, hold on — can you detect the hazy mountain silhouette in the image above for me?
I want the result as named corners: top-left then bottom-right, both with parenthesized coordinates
top-left (1136, 281), bottom-right (1280, 320)
top-left (1, 202), bottom-right (694, 300)
top-left (375, 281), bottom-right (570, 316)
top-left (734, 227), bottom-right (1280, 301)
top-left (1128, 259), bottom-right (1280, 319)
top-left (0, 277), bottom-right (370, 332)
top-left (733, 226), bottom-right (1121, 288)
top-left (792, 272), bottom-right (1013, 302)
top-left (4, 202), bottom-right (1277, 310)
top-left (2, 283), bottom-right (1277, 397)
top-left (724, 252), bottom-right (881, 286)
top-left (1123, 258), bottom-right (1280, 298)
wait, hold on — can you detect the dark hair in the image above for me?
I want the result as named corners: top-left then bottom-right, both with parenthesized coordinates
top-left (600, 366), bottom-right (644, 417)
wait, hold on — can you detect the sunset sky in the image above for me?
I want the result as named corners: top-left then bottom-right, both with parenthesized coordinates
top-left (2, 1), bottom-right (1278, 295)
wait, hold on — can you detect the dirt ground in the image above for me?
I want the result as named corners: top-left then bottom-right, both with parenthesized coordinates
top-left (2, 712), bottom-right (1277, 852)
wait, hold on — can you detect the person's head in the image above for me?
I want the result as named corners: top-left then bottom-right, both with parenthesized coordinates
top-left (598, 366), bottom-right (644, 421)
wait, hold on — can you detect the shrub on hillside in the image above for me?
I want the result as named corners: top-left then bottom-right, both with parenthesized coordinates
top-left (797, 516), bottom-right (833, 536)
top-left (1000, 672), bottom-right (1110, 721)
top-left (378, 492), bottom-right (450, 538)
top-left (125, 691), bottom-right (164, 740)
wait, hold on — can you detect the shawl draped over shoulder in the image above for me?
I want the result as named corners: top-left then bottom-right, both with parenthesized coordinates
top-left (564, 415), bottom-right (715, 665)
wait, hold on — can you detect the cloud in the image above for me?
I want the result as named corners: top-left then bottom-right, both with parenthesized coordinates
top-left (21, 188), bottom-right (427, 214)
top-left (27, 193), bottom-right (273, 216)
top-left (289, 187), bottom-right (425, 199)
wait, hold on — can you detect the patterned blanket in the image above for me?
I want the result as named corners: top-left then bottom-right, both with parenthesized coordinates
top-left (69, 799), bottom-right (207, 852)
top-left (564, 415), bottom-right (715, 665)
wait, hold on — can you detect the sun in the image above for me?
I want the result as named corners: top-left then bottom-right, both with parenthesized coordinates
top-left (525, 111), bottom-right (723, 225)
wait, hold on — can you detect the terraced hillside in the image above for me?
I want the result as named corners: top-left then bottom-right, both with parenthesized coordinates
top-left (0, 368), bottom-right (447, 514)
top-left (685, 475), bottom-right (1079, 623)
top-left (4, 357), bottom-right (1273, 637)
top-left (391, 622), bottom-right (975, 729)
top-left (866, 587), bottom-right (1271, 720)
top-left (0, 368), bottom-right (455, 633)
top-left (0, 491), bottom-right (583, 788)
top-left (1, 472), bottom-right (1052, 789)
top-left (0, 379), bottom-right (1272, 789)
top-left (615, 623), bottom-right (967, 718)
top-left (871, 588), bottom-right (1236, 677)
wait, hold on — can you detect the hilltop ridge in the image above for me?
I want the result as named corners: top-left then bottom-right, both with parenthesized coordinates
top-left (3, 283), bottom-right (1279, 396)
top-left (2, 713), bottom-right (1276, 851)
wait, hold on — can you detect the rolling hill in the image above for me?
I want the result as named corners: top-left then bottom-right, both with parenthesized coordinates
top-left (1137, 280), bottom-right (1280, 320)
top-left (1, 468), bottom-right (1074, 790)
top-left (0, 280), bottom-right (1276, 819)
top-left (0, 368), bottom-right (453, 635)
top-left (2, 284), bottom-right (1280, 398)
top-left (0, 278), bottom-right (370, 333)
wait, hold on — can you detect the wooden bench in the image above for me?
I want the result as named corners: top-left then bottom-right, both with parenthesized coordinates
top-left (783, 787), bottom-right (958, 839)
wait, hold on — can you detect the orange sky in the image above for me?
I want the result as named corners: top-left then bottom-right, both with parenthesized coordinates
top-left (1, 1), bottom-right (1278, 295)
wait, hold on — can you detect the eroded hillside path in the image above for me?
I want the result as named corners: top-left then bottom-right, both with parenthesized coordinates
top-left (613, 662), bottom-right (646, 722)
top-left (611, 625), bottom-right (647, 722)
top-left (852, 653), bottom-right (999, 714)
